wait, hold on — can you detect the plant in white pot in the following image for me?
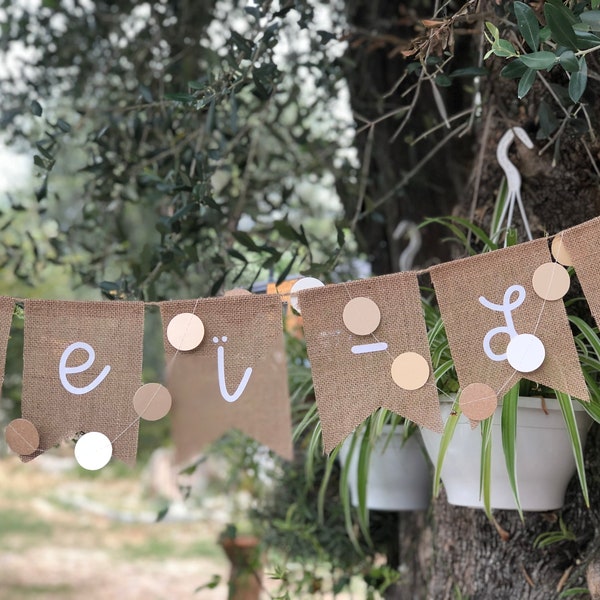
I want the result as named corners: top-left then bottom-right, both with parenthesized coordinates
top-left (419, 215), bottom-right (600, 518)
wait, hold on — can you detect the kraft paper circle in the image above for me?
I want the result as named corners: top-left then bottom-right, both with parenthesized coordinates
top-left (5, 419), bottom-right (40, 455)
top-left (289, 277), bottom-right (325, 313)
top-left (224, 288), bottom-right (252, 297)
top-left (506, 333), bottom-right (545, 373)
top-left (459, 383), bottom-right (498, 422)
top-left (133, 383), bottom-right (172, 421)
top-left (391, 352), bottom-right (430, 390)
top-left (343, 297), bottom-right (381, 336)
top-left (167, 313), bottom-right (205, 351)
top-left (551, 236), bottom-right (573, 267)
top-left (532, 262), bottom-right (570, 301)
top-left (74, 432), bottom-right (113, 471)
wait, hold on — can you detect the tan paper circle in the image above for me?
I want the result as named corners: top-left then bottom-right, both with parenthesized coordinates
top-left (459, 383), bottom-right (498, 422)
top-left (5, 418), bottom-right (40, 455)
top-left (224, 288), bottom-right (252, 297)
top-left (551, 236), bottom-right (573, 267)
top-left (532, 262), bottom-right (570, 301)
top-left (133, 383), bottom-right (172, 421)
top-left (343, 297), bottom-right (381, 336)
top-left (391, 352), bottom-right (430, 390)
top-left (167, 313), bottom-right (205, 351)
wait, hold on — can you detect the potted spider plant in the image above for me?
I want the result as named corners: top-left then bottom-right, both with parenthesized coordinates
top-left (419, 213), bottom-right (599, 517)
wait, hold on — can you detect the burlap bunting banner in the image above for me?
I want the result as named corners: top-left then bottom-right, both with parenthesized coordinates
top-left (557, 217), bottom-right (600, 329)
top-left (0, 297), bottom-right (14, 387)
top-left (430, 238), bottom-right (589, 402)
top-left (21, 300), bottom-right (145, 465)
top-left (160, 294), bottom-right (293, 466)
top-left (298, 272), bottom-right (444, 454)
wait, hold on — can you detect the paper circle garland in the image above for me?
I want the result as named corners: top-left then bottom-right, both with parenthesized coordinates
top-left (391, 352), bottom-right (430, 390)
top-left (459, 383), bottom-right (498, 422)
top-left (167, 313), bottom-right (205, 351)
top-left (289, 277), bottom-right (325, 313)
top-left (551, 236), bottom-right (573, 267)
top-left (532, 262), bottom-right (570, 301)
top-left (5, 418), bottom-right (40, 456)
top-left (133, 383), bottom-right (172, 421)
top-left (506, 333), bottom-right (545, 373)
top-left (343, 297), bottom-right (381, 336)
top-left (74, 432), bottom-right (113, 471)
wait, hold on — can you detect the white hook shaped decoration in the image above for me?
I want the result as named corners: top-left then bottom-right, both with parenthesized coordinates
top-left (495, 127), bottom-right (534, 245)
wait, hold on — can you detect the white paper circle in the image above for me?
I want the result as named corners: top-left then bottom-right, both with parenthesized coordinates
top-left (74, 432), bottom-right (113, 471)
top-left (506, 333), bottom-right (545, 373)
top-left (289, 277), bottom-right (325, 313)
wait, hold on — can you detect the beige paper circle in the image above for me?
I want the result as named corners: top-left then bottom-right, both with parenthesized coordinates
top-left (133, 383), bottom-right (172, 421)
top-left (459, 383), bottom-right (498, 422)
top-left (343, 297), bottom-right (381, 336)
top-left (391, 352), bottom-right (430, 390)
top-left (551, 236), bottom-right (573, 267)
top-left (5, 419), bottom-right (40, 455)
top-left (532, 262), bottom-right (570, 301)
top-left (167, 313), bottom-right (205, 351)
top-left (289, 277), bottom-right (325, 313)
top-left (224, 288), bottom-right (252, 297)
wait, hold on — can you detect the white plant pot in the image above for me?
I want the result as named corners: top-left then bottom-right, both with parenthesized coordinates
top-left (420, 396), bottom-right (593, 511)
top-left (338, 425), bottom-right (431, 511)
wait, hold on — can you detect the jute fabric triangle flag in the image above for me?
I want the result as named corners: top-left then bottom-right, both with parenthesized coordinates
top-left (160, 294), bottom-right (293, 466)
top-left (0, 297), bottom-right (14, 386)
top-left (297, 272), bottom-right (444, 454)
top-left (430, 238), bottom-right (588, 402)
top-left (558, 217), bottom-right (600, 329)
top-left (21, 300), bottom-right (145, 465)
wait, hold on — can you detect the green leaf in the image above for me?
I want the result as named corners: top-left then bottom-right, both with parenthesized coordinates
top-left (480, 416), bottom-right (493, 519)
top-left (559, 50), bottom-right (580, 72)
top-left (56, 118), bottom-right (71, 133)
top-left (30, 100), bottom-right (43, 116)
top-left (518, 68), bottom-right (537, 98)
top-left (435, 73), bottom-right (452, 87)
top-left (164, 93), bottom-right (195, 102)
top-left (515, 2), bottom-right (540, 50)
top-left (556, 391), bottom-right (589, 507)
top-left (520, 51), bottom-right (556, 70)
top-left (432, 399), bottom-right (460, 497)
top-left (501, 383), bottom-right (523, 519)
top-left (569, 57), bottom-right (588, 102)
top-left (501, 59), bottom-right (528, 79)
top-left (579, 9), bottom-right (600, 30)
top-left (545, 3), bottom-right (578, 49)
top-left (494, 38), bottom-right (519, 58)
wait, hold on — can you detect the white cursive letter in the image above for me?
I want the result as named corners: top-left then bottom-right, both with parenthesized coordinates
top-left (59, 342), bottom-right (111, 395)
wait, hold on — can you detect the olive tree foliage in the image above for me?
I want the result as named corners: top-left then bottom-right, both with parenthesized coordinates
top-left (1, 0), bottom-right (359, 300)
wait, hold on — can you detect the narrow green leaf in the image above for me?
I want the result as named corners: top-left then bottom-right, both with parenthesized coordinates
top-left (317, 449), bottom-right (338, 522)
top-left (569, 57), bottom-right (588, 103)
top-left (545, 3), bottom-right (578, 49)
top-left (338, 432), bottom-right (365, 553)
top-left (494, 38), bottom-right (519, 58)
top-left (556, 391), bottom-right (589, 507)
top-left (501, 382), bottom-right (523, 519)
top-left (30, 100), bottom-right (43, 116)
top-left (515, 2), bottom-right (540, 50)
top-left (518, 68), bottom-right (537, 98)
top-left (356, 427), bottom-right (372, 543)
top-left (480, 416), bottom-right (493, 519)
top-left (579, 9), bottom-right (600, 29)
top-left (433, 399), bottom-right (461, 497)
top-left (520, 51), bottom-right (556, 70)
top-left (501, 59), bottom-right (528, 79)
top-left (559, 50), bottom-right (580, 72)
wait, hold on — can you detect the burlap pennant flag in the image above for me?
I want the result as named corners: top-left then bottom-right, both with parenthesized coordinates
top-left (430, 238), bottom-right (588, 402)
top-left (21, 300), bottom-right (145, 465)
top-left (0, 297), bottom-right (14, 386)
top-left (557, 217), bottom-right (600, 328)
top-left (298, 272), bottom-right (444, 454)
top-left (160, 294), bottom-right (293, 466)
